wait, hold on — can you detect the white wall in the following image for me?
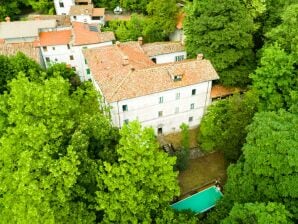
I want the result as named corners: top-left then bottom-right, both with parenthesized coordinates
top-left (54, 0), bottom-right (75, 15)
top-left (109, 81), bottom-right (212, 135)
top-left (150, 51), bottom-right (187, 64)
top-left (70, 15), bottom-right (105, 25)
top-left (40, 44), bottom-right (75, 68)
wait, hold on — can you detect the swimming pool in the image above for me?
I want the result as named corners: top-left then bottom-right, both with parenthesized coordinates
top-left (171, 186), bottom-right (223, 214)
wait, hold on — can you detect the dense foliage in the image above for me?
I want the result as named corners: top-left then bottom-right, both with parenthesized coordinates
top-left (0, 75), bottom-right (118, 222)
top-left (184, 0), bottom-right (256, 87)
top-left (222, 202), bottom-right (293, 224)
top-left (199, 92), bottom-right (258, 162)
top-left (96, 121), bottom-right (179, 222)
top-left (104, 0), bottom-right (178, 43)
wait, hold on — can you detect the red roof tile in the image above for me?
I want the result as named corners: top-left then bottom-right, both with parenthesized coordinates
top-left (36, 30), bottom-right (72, 46)
top-left (72, 22), bottom-right (115, 46)
top-left (84, 42), bottom-right (219, 102)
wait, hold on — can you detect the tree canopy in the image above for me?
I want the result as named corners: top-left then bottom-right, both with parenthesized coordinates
top-left (96, 121), bottom-right (179, 223)
top-left (224, 110), bottom-right (298, 218)
top-left (0, 75), bottom-right (119, 223)
top-left (222, 202), bottom-right (293, 224)
top-left (184, 0), bottom-right (256, 87)
top-left (198, 92), bottom-right (259, 162)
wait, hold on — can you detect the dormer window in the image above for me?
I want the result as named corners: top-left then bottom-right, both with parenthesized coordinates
top-left (173, 75), bottom-right (182, 81)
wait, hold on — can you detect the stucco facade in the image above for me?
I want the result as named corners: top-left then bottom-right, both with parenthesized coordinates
top-left (54, 0), bottom-right (75, 15)
top-left (109, 81), bottom-right (212, 135)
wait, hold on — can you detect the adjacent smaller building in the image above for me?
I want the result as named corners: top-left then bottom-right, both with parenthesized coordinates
top-left (34, 22), bottom-right (115, 80)
top-left (0, 19), bottom-right (57, 43)
top-left (141, 40), bottom-right (186, 64)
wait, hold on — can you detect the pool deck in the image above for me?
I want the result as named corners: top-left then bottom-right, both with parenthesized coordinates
top-left (171, 186), bottom-right (223, 214)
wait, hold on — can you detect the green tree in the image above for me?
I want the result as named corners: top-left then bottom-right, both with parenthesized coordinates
top-left (155, 208), bottom-right (197, 224)
top-left (96, 121), bottom-right (179, 223)
top-left (198, 91), bottom-right (258, 162)
top-left (184, 0), bottom-right (256, 87)
top-left (0, 75), bottom-right (118, 223)
top-left (250, 44), bottom-right (296, 111)
top-left (93, 0), bottom-right (118, 10)
top-left (27, 0), bottom-right (54, 14)
top-left (0, 52), bottom-right (42, 93)
top-left (110, 14), bottom-right (145, 42)
top-left (222, 202), bottom-right (293, 224)
top-left (0, 0), bottom-right (22, 20)
top-left (120, 0), bottom-right (149, 13)
top-left (224, 110), bottom-right (298, 218)
top-left (143, 0), bottom-right (178, 42)
top-left (265, 3), bottom-right (298, 56)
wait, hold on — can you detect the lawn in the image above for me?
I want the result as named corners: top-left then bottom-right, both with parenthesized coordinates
top-left (160, 127), bottom-right (199, 149)
top-left (178, 151), bottom-right (227, 196)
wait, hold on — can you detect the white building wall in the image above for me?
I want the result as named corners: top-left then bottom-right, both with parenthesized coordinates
top-left (150, 51), bottom-right (187, 64)
top-left (70, 15), bottom-right (105, 25)
top-left (109, 81), bottom-right (213, 135)
top-left (40, 44), bottom-right (75, 68)
top-left (54, 0), bottom-right (75, 15)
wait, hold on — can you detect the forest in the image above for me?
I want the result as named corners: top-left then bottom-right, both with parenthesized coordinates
top-left (0, 0), bottom-right (297, 223)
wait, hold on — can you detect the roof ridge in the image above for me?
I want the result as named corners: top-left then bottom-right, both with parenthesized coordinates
top-left (109, 67), bottom-right (134, 100)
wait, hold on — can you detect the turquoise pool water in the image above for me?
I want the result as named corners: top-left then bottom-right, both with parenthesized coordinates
top-left (171, 186), bottom-right (223, 214)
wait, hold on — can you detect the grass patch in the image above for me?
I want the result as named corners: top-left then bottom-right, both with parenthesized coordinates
top-left (178, 151), bottom-right (227, 195)
top-left (161, 127), bottom-right (199, 149)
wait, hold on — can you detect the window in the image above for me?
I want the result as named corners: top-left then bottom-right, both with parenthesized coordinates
top-left (45, 57), bottom-right (50, 62)
top-left (159, 96), bottom-right (163, 104)
top-left (158, 111), bottom-right (163, 117)
top-left (42, 46), bottom-right (47, 52)
top-left (86, 68), bottom-right (90, 75)
top-left (151, 58), bottom-right (156, 63)
top-left (55, 58), bottom-right (58, 62)
top-left (175, 55), bottom-right (184, 61)
top-left (157, 127), bottom-right (163, 135)
top-left (175, 107), bottom-right (179, 114)
top-left (122, 105), bottom-right (128, 112)
top-left (190, 103), bottom-right (195, 110)
top-left (70, 55), bottom-right (74, 60)
top-left (67, 44), bottom-right (70, 49)
top-left (72, 67), bottom-right (76, 71)
top-left (59, 1), bottom-right (64, 8)
top-left (73, 16), bottom-right (77, 20)
top-left (192, 89), bottom-right (196, 95)
top-left (176, 92), bottom-right (180, 100)
top-left (173, 75), bottom-right (182, 81)
top-left (124, 119), bottom-right (129, 124)
top-left (52, 47), bottom-right (55, 50)
top-left (85, 59), bottom-right (87, 64)
top-left (189, 117), bottom-right (193, 122)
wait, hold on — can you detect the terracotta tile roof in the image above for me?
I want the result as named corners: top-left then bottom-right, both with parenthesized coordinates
top-left (141, 42), bottom-right (185, 57)
top-left (92, 8), bottom-right (105, 17)
top-left (72, 22), bottom-right (115, 46)
top-left (176, 13), bottom-right (185, 29)
top-left (0, 42), bottom-right (41, 63)
top-left (69, 5), bottom-right (93, 16)
top-left (35, 30), bottom-right (72, 47)
top-left (27, 15), bottom-right (71, 26)
top-left (211, 84), bottom-right (241, 98)
top-left (84, 42), bottom-right (219, 103)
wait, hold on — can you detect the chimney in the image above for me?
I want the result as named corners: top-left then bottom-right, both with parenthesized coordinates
top-left (115, 41), bottom-right (120, 47)
top-left (85, 9), bottom-right (89, 14)
top-left (5, 16), bottom-right (10, 22)
top-left (197, 53), bottom-right (204, 60)
top-left (137, 37), bottom-right (143, 45)
top-left (122, 56), bottom-right (129, 66)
